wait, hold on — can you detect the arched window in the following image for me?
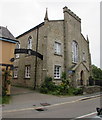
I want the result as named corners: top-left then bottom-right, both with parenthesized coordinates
top-left (27, 36), bottom-right (32, 49)
top-left (72, 40), bottom-right (78, 63)
top-left (15, 42), bottom-right (20, 58)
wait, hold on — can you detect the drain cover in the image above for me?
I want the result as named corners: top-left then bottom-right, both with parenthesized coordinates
top-left (40, 103), bottom-right (51, 106)
top-left (35, 108), bottom-right (47, 112)
top-left (33, 104), bottom-right (36, 106)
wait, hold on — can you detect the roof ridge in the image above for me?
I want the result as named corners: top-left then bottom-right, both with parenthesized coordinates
top-left (0, 26), bottom-right (15, 40)
top-left (16, 22), bottom-right (44, 39)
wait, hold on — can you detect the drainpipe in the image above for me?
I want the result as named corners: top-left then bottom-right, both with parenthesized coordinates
top-left (34, 27), bottom-right (39, 90)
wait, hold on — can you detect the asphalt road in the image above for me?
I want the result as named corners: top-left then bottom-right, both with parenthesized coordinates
top-left (2, 95), bottom-right (101, 119)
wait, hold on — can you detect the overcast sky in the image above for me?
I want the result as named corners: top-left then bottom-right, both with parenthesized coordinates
top-left (0, 0), bottom-right (101, 68)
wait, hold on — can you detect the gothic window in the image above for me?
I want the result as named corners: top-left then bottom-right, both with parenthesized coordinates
top-left (25, 65), bottom-right (30, 78)
top-left (13, 67), bottom-right (18, 78)
top-left (54, 42), bottom-right (61, 55)
top-left (54, 65), bottom-right (61, 79)
top-left (27, 36), bottom-right (32, 49)
top-left (15, 42), bottom-right (20, 58)
top-left (72, 40), bottom-right (78, 63)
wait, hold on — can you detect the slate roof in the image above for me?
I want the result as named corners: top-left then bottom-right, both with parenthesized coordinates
top-left (16, 22), bottom-right (44, 39)
top-left (0, 26), bottom-right (15, 40)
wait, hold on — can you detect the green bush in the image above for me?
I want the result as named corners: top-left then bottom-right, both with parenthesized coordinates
top-left (40, 75), bottom-right (83, 96)
top-left (2, 86), bottom-right (7, 96)
top-left (2, 96), bottom-right (11, 104)
top-left (40, 77), bottom-right (57, 94)
top-left (59, 72), bottom-right (70, 94)
top-left (73, 87), bottom-right (83, 95)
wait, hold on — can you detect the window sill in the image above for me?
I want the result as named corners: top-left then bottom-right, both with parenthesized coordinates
top-left (15, 57), bottom-right (20, 59)
top-left (54, 53), bottom-right (62, 57)
top-left (24, 77), bottom-right (30, 79)
top-left (54, 78), bottom-right (61, 80)
top-left (13, 77), bottom-right (18, 79)
top-left (72, 62), bottom-right (77, 64)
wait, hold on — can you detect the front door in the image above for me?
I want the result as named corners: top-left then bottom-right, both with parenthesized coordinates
top-left (80, 70), bottom-right (84, 85)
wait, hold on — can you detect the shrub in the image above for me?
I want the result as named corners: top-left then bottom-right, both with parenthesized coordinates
top-left (40, 77), bottom-right (57, 94)
top-left (40, 75), bottom-right (83, 96)
top-left (60, 72), bottom-right (70, 94)
top-left (2, 69), bottom-right (11, 96)
top-left (73, 87), bottom-right (83, 95)
top-left (2, 86), bottom-right (7, 96)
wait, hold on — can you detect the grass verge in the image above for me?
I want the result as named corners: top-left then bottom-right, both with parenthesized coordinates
top-left (2, 96), bottom-right (11, 104)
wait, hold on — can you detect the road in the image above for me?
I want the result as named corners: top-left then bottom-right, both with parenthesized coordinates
top-left (2, 94), bottom-right (101, 119)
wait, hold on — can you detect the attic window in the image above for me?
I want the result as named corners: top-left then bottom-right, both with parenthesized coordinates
top-left (15, 43), bottom-right (20, 58)
top-left (27, 36), bottom-right (32, 49)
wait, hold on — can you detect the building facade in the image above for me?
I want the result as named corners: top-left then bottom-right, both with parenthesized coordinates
top-left (0, 26), bottom-right (18, 70)
top-left (13, 7), bottom-right (91, 88)
top-left (0, 26), bottom-right (18, 92)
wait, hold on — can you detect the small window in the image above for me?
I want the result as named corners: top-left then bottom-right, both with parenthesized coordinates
top-left (15, 43), bottom-right (20, 58)
top-left (54, 42), bottom-right (61, 55)
top-left (27, 36), bottom-right (32, 49)
top-left (82, 52), bottom-right (86, 62)
top-left (54, 65), bottom-right (61, 79)
top-left (25, 66), bottom-right (30, 78)
top-left (13, 67), bottom-right (18, 78)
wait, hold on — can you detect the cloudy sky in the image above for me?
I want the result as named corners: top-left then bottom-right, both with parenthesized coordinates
top-left (0, 0), bottom-right (101, 68)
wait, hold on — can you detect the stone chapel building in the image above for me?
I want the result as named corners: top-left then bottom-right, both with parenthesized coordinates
top-left (13, 6), bottom-right (91, 89)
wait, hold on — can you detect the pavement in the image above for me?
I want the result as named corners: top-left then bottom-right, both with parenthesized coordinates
top-left (2, 86), bottom-right (102, 113)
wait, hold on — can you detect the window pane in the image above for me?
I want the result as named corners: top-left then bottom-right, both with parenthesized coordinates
top-left (54, 66), bottom-right (61, 79)
top-left (54, 42), bottom-right (61, 55)
top-left (72, 41), bottom-right (78, 63)
top-left (25, 66), bottom-right (30, 78)
top-left (14, 68), bottom-right (18, 78)
top-left (28, 37), bottom-right (32, 49)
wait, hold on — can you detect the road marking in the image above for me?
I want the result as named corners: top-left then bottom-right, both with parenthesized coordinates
top-left (3, 94), bottom-right (101, 113)
top-left (75, 111), bottom-right (97, 119)
top-left (80, 96), bottom-right (101, 102)
top-left (3, 99), bottom-right (79, 113)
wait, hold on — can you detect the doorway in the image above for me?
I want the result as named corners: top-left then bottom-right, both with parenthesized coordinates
top-left (80, 70), bottom-right (84, 85)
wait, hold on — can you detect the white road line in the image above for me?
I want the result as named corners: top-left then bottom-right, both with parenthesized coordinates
top-left (75, 112), bottom-right (97, 119)
top-left (3, 95), bottom-right (101, 113)
top-left (3, 99), bottom-right (79, 113)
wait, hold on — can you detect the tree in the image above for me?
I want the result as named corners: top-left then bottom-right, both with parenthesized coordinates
top-left (91, 65), bottom-right (102, 86)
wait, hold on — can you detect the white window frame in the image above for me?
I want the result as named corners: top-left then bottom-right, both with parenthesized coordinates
top-left (13, 67), bottom-right (18, 78)
top-left (27, 36), bottom-right (32, 49)
top-left (54, 42), bottom-right (61, 55)
top-left (72, 41), bottom-right (78, 63)
top-left (25, 66), bottom-right (30, 78)
top-left (15, 43), bottom-right (20, 58)
top-left (54, 65), bottom-right (61, 79)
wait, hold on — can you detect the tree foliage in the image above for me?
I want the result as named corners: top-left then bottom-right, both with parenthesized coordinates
top-left (91, 65), bottom-right (102, 80)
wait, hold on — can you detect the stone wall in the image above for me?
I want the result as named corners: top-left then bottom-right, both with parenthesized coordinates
top-left (84, 86), bottom-right (102, 94)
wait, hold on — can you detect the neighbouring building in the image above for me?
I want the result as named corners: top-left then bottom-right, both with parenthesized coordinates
top-left (0, 26), bottom-right (18, 70)
top-left (0, 26), bottom-right (18, 89)
top-left (13, 6), bottom-right (91, 89)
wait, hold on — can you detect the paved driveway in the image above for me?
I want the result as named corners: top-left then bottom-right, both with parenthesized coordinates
top-left (11, 86), bottom-right (34, 95)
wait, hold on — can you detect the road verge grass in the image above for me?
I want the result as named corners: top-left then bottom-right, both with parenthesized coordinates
top-left (2, 96), bottom-right (11, 104)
